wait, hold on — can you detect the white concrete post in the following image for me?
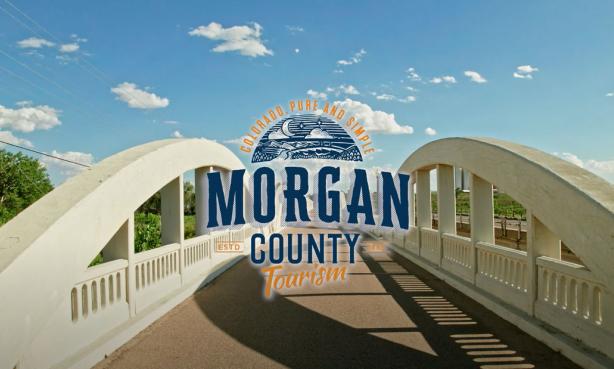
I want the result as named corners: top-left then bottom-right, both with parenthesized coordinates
top-left (415, 169), bottom-right (431, 255)
top-left (161, 175), bottom-right (184, 281)
top-left (470, 174), bottom-right (494, 282)
top-left (437, 165), bottom-right (456, 266)
top-left (527, 211), bottom-right (561, 314)
top-left (437, 164), bottom-right (456, 234)
top-left (102, 216), bottom-right (136, 316)
top-left (161, 175), bottom-right (184, 245)
top-left (416, 169), bottom-right (432, 228)
top-left (195, 166), bottom-right (211, 236)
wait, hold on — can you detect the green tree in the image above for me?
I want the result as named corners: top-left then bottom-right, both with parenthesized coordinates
top-left (134, 212), bottom-right (161, 253)
top-left (136, 181), bottom-right (196, 215)
top-left (0, 150), bottom-right (53, 225)
top-left (184, 181), bottom-right (195, 215)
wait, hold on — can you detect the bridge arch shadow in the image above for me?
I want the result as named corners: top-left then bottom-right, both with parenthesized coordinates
top-left (192, 253), bottom-right (470, 369)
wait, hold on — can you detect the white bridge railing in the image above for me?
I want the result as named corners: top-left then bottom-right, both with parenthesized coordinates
top-left (50, 222), bottom-right (273, 369)
top-left (441, 233), bottom-right (472, 282)
top-left (379, 225), bottom-right (613, 365)
top-left (376, 138), bottom-right (614, 368)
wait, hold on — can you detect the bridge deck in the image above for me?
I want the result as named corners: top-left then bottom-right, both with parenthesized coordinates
top-left (95, 228), bottom-right (580, 369)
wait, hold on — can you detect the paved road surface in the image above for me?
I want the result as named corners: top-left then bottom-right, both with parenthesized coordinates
top-left (95, 228), bottom-right (579, 369)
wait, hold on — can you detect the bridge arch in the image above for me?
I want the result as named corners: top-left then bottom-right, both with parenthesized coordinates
top-left (387, 137), bottom-right (614, 365)
top-left (397, 137), bottom-right (614, 283)
top-left (0, 136), bottom-right (613, 368)
top-left (0, 138), bottom-right (265, 369)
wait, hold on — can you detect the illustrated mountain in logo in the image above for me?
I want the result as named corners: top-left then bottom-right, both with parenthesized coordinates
top-left (251, 114), bottom-right (363, 163)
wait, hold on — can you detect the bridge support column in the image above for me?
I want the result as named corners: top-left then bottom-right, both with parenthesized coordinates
top-left (527, 212), bottom-right (561, 314)
top-left (405, 176), bottom-right (416, 249)
top-left (409, 176), bottom-right (415, 228)
top-left (195, 166), bottom-right (211, 236)
top-left (437, 165), bottom-right (456, 266)
top-left (102, 216), bottom-right (136, 316)
top-left (470, 174), bottom-right (494, 282)
top-left (161, 175), bottom-right (184, 280)
top-left (415, 170), bottom-right (432, 228)
top-left (415, 169), bottom-right (432, 255)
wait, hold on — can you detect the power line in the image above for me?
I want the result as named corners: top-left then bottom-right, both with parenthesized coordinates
top-left (3, 0), bottom-right (155, 108)
top-left (0, 139), bottom-right (91, 168)
top-left (0, 63), bottom-right (114, 126)
top-left (0, 64), bottom-right (68, 102)
top-left (0, 47), bottom-right (112, 121)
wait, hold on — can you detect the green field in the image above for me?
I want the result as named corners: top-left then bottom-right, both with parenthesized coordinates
top-left (432, 190), bottom-right (526, 219)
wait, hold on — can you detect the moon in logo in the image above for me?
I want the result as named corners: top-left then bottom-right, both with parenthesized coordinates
top-left (280, 119), bottom-right (294, 137)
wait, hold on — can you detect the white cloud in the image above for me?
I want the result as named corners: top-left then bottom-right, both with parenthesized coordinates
top-left (294, 48), bottom-right (300, 53)
top-left (424, 127), bottom-right (437, 136)
top-left (59, 43), bottom-right (80, 53)
top-left (374, 94), bottom-right (415, 104)
top-left (188, 22), bottom-right (273, 57)
top-left (223, 137), bottom-right (245, 145)
top-left (334, 99), bottom-right (413, 135)
top-left (268, 129), bottom-right (288, 140)
top-left (333, 69), bottom-right (344, 74)
top-left (307, 89), bottom-right (327, 99)
top-left (162, 120), bottom-right (179, 125)
top-left (337, 49), bottom-right (366, 66)
top-left (514, 65), bottom-right (539, 79)
top-left (341, 85), bottom-right (360, 95)
top-left (15, 100), bottom-right (32, 107)
top-left (513, 72), bottom-right (533, 79)
top-left (40, 150), bottom-right (94, 177)
top-left (517, 65), bottom-right (539, 74)
top-left (606, 92), bottom-right (613, 97)
top-left (464, 70), bottom-right (487, 83)
top-left (430, 76), bottom-right (456, 84)
top-left (0, 130), bottom-right (33, 148)
top-left (553, 152), bottom-right (614, 182)
top-left (375, 94), bottom-right (395, 101)
top-left (286, 25), bottom-right (304, 33)
top-left (305, 128), bottom-right (332, 139)
top-left (398, 95), bottom-right (416, 104)
top-left (111, 82), bottom-right (169, 109)
top-left (172, 130), bottom-right (183, 138)
top-left (0, 103), bottom-right (61, 132)
top-left (17, 37), bottom-right (55, 49)
top-left (405, 86), bottom-right (418, 92)
top-left (406, 67), bottom-right (421, 82)
top-left (70, 34), bottom-right (88, 43)
top-left (326, 84), bottom-right (360, 96)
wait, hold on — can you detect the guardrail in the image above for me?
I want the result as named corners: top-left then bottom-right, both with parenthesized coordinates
top-left (385, 225), bottom-right (613, 366)
top-left (535, 256), bottom-right (612, 356)
top-left (71, 259), bottom-right (128, 323)
top-left (52, 222), bottom-right (276, 369)
top-left (419, 227), bottom-right (440, 264)
top-left (441, 233), bottom-right (472, 282)
top-left (475, 241), bottom-right (529, 312)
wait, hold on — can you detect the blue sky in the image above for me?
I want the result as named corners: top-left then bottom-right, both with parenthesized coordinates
top-left (1, 0), bottom-right (613, 184)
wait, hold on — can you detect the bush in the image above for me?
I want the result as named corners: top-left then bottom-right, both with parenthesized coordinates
top-left (134, 212), bottom-right (161, 253)
top-left (184, 215), bottom-right (195, 239)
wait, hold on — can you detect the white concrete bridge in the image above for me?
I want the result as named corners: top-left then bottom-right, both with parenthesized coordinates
top-left (0, 137), bottom-right (612, 369)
